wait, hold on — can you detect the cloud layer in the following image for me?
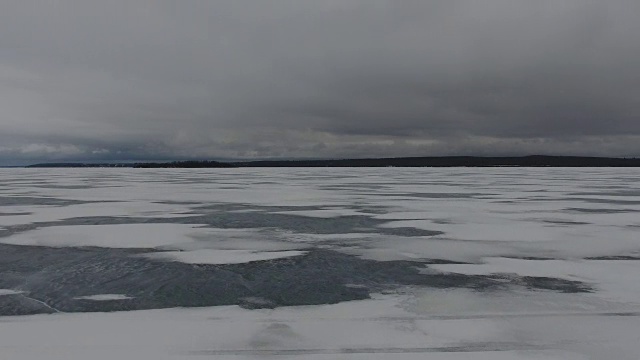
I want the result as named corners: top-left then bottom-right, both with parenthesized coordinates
top-left (1, 1), bottom-right (639, 164)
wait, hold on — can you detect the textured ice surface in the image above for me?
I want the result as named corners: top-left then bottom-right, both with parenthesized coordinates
top-left (0, 295), bottom-right (602, 360)
top-left (1, 167), bottom-right (639, 358)
top-left (73, 294), bottom-right (133, 301)
top-left (272, 208), bottom-right (371, 218)
top-left (432, 258), bottom-right (640, 303)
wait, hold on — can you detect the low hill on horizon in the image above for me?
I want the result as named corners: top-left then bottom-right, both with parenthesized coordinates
top-left (24, 155), bottom-right (640, 168)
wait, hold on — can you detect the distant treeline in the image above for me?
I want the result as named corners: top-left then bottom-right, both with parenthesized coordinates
top-left (26, 155), bottom-right (640, 168)
top-left (232, 155), bottom-right (640, 167)
top-left (134, 160), bottom-right (234, 168)
top-left (27, 163), bottom-right (131, 168)
top-left (27, 160), bottom-right (233, 168)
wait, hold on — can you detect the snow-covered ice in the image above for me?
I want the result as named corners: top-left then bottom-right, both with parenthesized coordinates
top-left (0, 295), bottom-right (602, 360)
top-left (1, 167), bottom-right (639, 359)
top-left (0, 223), bottom-right (210, 248)
top-left (0, 289), bottom-right (23, 296)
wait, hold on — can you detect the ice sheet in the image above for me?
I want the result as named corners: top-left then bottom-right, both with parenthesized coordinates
top-left (2, 167), bottom-right (640, 359)
top-left (0, 295), bottom-right (603, 360)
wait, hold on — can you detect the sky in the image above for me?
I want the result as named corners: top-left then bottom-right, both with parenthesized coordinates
top-left (1, 1), bottom-right (639, 164)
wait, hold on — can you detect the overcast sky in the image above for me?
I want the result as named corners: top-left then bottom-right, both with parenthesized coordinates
top-left (1, 1), bottom-right (639, 164)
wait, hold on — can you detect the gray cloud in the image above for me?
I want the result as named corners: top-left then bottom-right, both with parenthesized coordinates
top-left (1, 1), bottom-right (639, 164)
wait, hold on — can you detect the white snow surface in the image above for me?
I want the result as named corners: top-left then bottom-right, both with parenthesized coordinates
top-left (0, 223), bottom-right (210, 248)
top-left (0, 294), bottom-right (607, 360)
top-left (0, 289), bottom-right (23, 296)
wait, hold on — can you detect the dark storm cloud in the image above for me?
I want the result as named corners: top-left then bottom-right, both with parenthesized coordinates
top-left (1, 1), bottom-right (639, 163)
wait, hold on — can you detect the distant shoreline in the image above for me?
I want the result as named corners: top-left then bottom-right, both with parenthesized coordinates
top-left (23, 155), bottom-right (640, 168)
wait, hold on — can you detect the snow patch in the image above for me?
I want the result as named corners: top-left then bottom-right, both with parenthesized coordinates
top-left (0, 223), bottom-right (210, 248)
top-left (0, 289), bottom-right (23, 296)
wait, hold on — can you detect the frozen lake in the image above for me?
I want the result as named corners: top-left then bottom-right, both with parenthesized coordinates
top-left (0, 167), bottom-right (639, 359)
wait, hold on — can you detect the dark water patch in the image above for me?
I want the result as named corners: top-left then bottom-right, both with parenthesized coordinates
top-left (333, 192), bottom-right (493, 199)
top-left (421, 259), bottom-right (469, 265)
top-left (565, 208), bottom-right (638, 214)
top-left (0, 245), bottom-right (592, 316)
top-left (569, 190), bottom-right (640, 197)
top-left (432, 219), bottom-right (456, 224)
top-left (243, 181), bottom-right (283, 185)
top-left (0, 293), bottom-right (57, 316)
top-left (515, 276), bottom-right (591, 293)
top-left (403, 192), bottom-right (494, 199)
top-left (501, 256), bottom-right (557, 261)
top-left (29, 184), bottom-right (97, 190)
top-left (318, 184), bottom-right (389, 191)
top-left (0, 209), bottom-right (444, 238)
top-left (563, 197), bottom-right (640, 205)
top-left (238, 297), bottom-right (278, 309)
top-left (585, 255), bottom-right (640, 260)
top-left (0, 196), bottom-right (92, 207)
top-left (190, 203), bottom-right (324, 213)
top-left (384, 227), bottom-right (442, 237)
top-left (153, 200), bottom-right (204, 206)
top-left (607, 312), bottom-right (640, 317)
top-left (351, 206), bottom-right (390, 215)
top-left (582, 184), bottom-right (629, 188)
top-left (542, 220), bottom-right (591, 225)
top-left (0, 212), bottom-right (32, 216)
